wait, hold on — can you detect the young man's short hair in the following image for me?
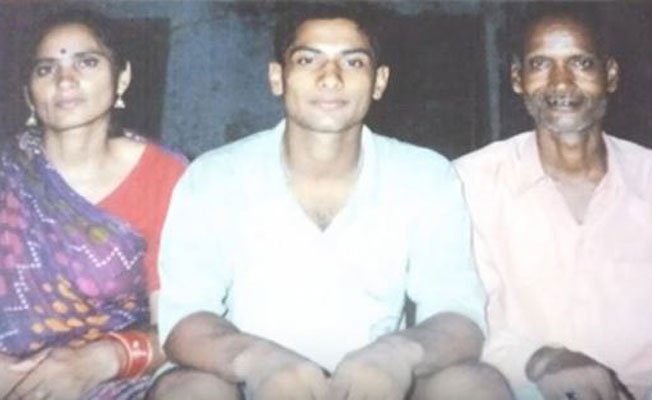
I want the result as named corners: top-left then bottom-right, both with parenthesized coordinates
top-left (273, 2), bottom-right (386, 65)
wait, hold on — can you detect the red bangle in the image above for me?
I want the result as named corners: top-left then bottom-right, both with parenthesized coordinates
top-left (106, 330), bottom-right (153, 379)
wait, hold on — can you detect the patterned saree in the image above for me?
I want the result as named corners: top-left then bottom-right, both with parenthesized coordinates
top-left (0, 132), bottom-right (152, 398)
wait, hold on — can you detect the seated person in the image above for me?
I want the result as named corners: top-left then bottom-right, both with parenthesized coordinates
top-left (455, 4), bottom-right (651, 399)
top-left (0, 8), bottom-right (186, 399)
top-left (150, 4), bottom-right (513, 400)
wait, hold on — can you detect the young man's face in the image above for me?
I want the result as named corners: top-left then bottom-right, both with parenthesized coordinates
top-left (511, 16), bottom-right (618, 136)
top-left (269, 18), bottom-right (389, 136)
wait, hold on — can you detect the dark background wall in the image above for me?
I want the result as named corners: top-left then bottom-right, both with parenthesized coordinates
top-left (1, 1), bottom-right (651, 160)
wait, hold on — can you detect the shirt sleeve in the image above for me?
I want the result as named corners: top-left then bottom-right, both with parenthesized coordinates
top-left (457, 155), bottom-right (542, 390)
top-left (473, 221), bottom-right (542, 390)
top-left (406, 162), bottom-right (487, 332)
top-left (157, 158), bottom-right (232, 349)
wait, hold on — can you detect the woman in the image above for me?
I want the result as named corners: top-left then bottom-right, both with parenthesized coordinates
top-left (0, 8), bottom-right (186, 399)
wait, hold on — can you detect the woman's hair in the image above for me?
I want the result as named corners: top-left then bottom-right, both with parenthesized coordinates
top-left (24, 7), bottom-right (130, 136)
top-left (24, 8), bottom-right (129, 83)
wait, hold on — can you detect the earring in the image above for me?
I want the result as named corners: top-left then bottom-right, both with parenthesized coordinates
top-left (114, 93), bottom-right (126, 109)
top-left (25, 106), bottom-right (37, 128)
top-left (23, 87), bottom-right (38, 128)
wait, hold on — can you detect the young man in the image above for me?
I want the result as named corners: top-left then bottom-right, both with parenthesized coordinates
top-left (150, 5), bottom-right (512, 400)
top-left (455, 6), bottom-right (652, 399)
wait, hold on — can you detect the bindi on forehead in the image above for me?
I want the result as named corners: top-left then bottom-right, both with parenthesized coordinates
top-left (60, 48), bottom-right (67, 55)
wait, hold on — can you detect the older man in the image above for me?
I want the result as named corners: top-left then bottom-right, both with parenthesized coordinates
top-left (456, 6), bottom-right (652, 400)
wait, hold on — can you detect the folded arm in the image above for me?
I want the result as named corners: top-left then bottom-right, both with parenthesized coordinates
top-left (329, 312), bottom-right (483, 399)
top-left (164, 311), bottom-right (329, 398)
top-left (7, 291), bottom-right (165, 399)
top-left (330, 163), bottom-right (486, 399)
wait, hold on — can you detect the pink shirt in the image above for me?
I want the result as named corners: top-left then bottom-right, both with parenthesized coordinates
top-left (455, 131), bottom-right (652, 398)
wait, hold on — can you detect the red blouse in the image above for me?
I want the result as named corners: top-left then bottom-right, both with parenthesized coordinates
top-left (100, 142), bottom-right (186, 291)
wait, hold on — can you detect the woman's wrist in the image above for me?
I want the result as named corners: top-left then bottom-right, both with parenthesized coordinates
top-left (104, 330), bottom-right (154, 379)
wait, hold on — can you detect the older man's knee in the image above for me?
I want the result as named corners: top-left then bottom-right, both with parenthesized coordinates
top-left (147, 368), bottom-right (241, 400)
top-left (411, 362), bottom-right (514, 400)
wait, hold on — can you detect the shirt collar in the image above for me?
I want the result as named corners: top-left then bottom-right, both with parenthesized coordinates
top-left (600, 133), bottom-right (627, 192)
top-left (513, 131), bottom-right (547, 193)
top-left (270, 119), bottom-right (373, 168)
top-left (327, 124), bottom-right (377, 231)
top-left (353, 124), bottom-right (377, 200)
top-left (513, 130), bottom-right (627, 194)
top-left (269, 119), bottom-right (288, 187)
top-left (269, 119), bottom-right (376, 221)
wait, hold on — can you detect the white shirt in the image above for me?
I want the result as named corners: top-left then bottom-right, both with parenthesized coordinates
top-left (158, 121), bottom-right (486, 371)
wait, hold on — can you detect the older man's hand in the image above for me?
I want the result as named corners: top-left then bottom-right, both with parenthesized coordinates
top-left (526, 346), bottom-right (633, 400)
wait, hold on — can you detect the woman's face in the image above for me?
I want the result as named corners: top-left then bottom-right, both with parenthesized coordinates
top-left (29, 23), bottom-right (128, 135)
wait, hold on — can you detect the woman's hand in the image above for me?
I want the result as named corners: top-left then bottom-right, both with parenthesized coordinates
top-left (0, 352), bottom-right (30, 398)
top-left (7, 340), bottom-right (122, 400)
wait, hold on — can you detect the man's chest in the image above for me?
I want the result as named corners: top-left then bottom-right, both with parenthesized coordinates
top-left (483, 187), bottom-right (652, 298)
top-left (222, 206), bottom-right (411, 296)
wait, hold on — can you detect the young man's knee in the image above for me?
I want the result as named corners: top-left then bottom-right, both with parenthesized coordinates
top-left (146, 368), bottom-right (241, 400)
top-left (411, 361), bottom-right (514, 400)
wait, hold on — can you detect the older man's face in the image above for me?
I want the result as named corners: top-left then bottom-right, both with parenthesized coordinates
top-left (512, 16), bottom-right (618, 136)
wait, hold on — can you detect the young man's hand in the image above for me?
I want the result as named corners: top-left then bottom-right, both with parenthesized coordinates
top-left (238, 340), bottom-right (329, 400)
top-left (329, 335), bottom-right (421, 400)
